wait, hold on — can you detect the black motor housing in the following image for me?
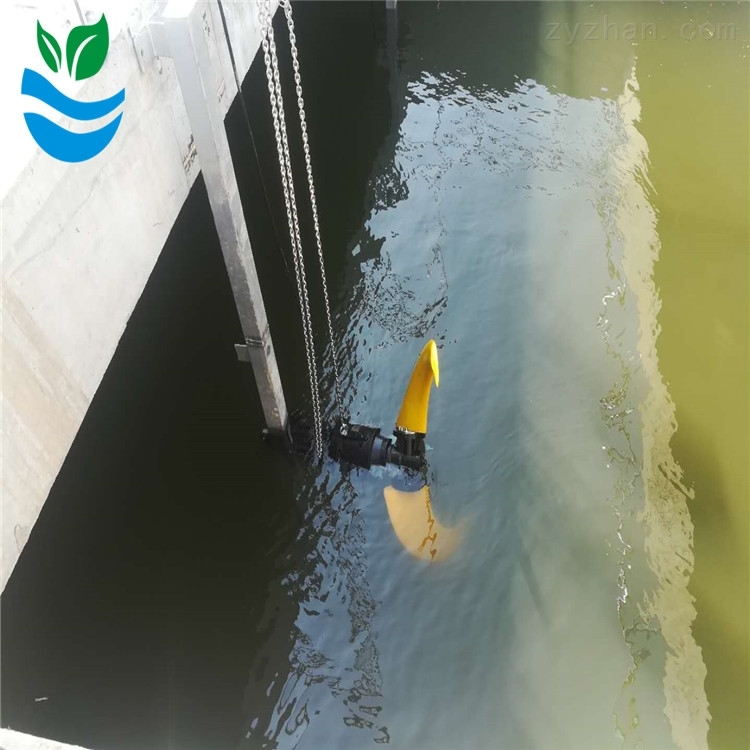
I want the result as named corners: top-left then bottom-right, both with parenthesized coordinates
top-left (283, 412), bottom-right (426, 472)
top-left (328, 421), bottom-right (425, 471)
top-left (328, 423), bottom-right (390, 469)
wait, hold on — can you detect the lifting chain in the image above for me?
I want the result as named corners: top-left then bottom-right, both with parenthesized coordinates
top-left (258, 0), bottom-right (347, 458)
top-left (282, 0), bottom-right (345, 421)
top-left (259, 0), bottom-right (322, 455)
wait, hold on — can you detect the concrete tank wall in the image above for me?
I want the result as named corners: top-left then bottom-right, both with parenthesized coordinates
top-left (1, 0), bottom-right (278, 591)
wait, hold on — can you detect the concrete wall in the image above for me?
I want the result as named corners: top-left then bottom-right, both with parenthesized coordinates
top-left (0, 727), bottom-right (91, 750)
top-left (1, 0), bottom-right (277, 591)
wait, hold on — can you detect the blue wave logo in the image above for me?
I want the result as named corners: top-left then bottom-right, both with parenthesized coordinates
top-left (22, 15), bottom-right (125, 163)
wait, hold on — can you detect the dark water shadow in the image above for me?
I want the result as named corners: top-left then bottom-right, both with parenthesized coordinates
top-left (0, 177), bottom-right (303, 750)
top-left (225, 3), bottom-right (405, 747)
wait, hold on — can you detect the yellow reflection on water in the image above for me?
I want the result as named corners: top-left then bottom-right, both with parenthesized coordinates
top-left (383, 484), bottom-right (462, 562)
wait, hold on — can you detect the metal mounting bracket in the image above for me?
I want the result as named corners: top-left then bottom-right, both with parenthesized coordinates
top-left (235, 335), bottom-right (265, 362)
top-left (142, 0), bottom-right (287, 433)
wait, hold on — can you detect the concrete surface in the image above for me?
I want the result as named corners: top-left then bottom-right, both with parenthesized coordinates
top-left (0, 728), bottom-right (92, 750)
top-left (1, 0), bottom-right (278, 591)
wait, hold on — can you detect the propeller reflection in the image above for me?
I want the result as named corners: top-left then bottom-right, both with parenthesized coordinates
top-left (383, 484), bottom-right (462, 563)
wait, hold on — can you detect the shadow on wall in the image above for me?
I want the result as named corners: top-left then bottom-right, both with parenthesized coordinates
top-left (226, 0), bottom-right (395, 416)
top-left (1, 4), bottom-right (419, 750)
top-left (0, 176), bottom-right (302, 750)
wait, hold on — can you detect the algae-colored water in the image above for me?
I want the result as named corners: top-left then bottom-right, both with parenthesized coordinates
top-left (255, 4), bottom-right (748, 748)
top-left (531, 6), bottom-right (749, 748)
top-left (233, 3), bottom-right (748, 748)
top-left (1, 3), bottom-right (747, 750)
top-left (632, 4), bottom-right (749, 749)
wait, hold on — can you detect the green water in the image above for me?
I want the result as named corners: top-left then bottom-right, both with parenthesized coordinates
top-left (1, 3), bottom-right (746, 750)
top-left (632, 4), bottom-right (749, 749)
top-left (239, 3), bottom-right (748, 748)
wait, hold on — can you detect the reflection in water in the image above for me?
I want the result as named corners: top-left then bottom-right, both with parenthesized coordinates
top-left (5, 3), bottom-right (745, 750)
top-left (614, 71), bottom-right (709, 750)
top-left (355, 230), bottom-right (449, 346)
top-left (383, 485), bottom-right (462, 563)
top-left (241, 468), bottom-right (390, 748)
top-left (630, 5), bottom-right (749, 747)
top-left (593, 68), bottom-right (711, 749)
top-left (239, 3), bottom-right (744, 749)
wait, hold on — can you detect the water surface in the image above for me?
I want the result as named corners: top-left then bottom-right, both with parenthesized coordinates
top-left (2, 3), bottom-right (747, 750)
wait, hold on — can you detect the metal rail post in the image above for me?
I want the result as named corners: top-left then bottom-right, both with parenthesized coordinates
top-left (150, 1), bottom-right (287, 435)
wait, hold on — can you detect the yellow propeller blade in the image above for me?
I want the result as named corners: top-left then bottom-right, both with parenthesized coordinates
top-left (383, 484), bottom-right (461, 563)
top-left (395, 339), bottom-right (440, 434)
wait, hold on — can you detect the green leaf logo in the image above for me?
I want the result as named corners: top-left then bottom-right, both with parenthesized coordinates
top-left (37, 21), bottom-right (62, 73)
top-left (65, 14), bottom-right (109, 81)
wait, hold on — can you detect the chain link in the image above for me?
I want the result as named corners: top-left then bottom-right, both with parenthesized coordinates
top-left (282, 0), bottom-right (344, 419)
top-left (259, 0), bottom-right (323, 455)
